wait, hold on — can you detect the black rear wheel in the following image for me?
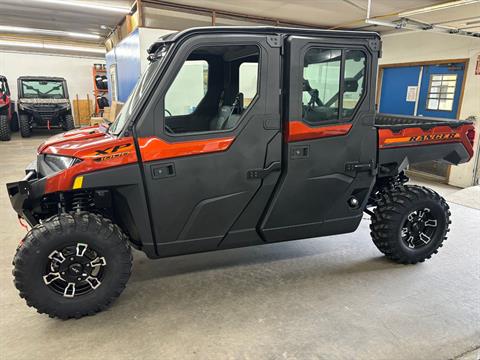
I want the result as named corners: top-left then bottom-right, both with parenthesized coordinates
top-left (0, 114), bottom-right (11, 141)
top-left (13, 212), bottom-right (132, 319)
top-left (370, 185), bottom-right (450, 264)
top-left (19, 113), bottom-right (31, 138)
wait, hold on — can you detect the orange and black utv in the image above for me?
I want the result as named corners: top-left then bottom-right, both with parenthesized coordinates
top-left (7, 27), bottom-right (475, 318)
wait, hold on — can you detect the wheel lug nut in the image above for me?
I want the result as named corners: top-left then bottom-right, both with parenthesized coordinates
top-left (70, 257), bottom-right (74, 261)
top-left (77, 277), bottom-right (81, 281)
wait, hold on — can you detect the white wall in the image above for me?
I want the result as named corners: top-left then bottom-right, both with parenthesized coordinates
top-left (0, 50), bottom-right (104, 103)
top-left (380, 31), bottom-right (480, 188)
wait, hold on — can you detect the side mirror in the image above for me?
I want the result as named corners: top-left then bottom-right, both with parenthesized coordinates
top-left (344, 78), bottom-right (358, 93)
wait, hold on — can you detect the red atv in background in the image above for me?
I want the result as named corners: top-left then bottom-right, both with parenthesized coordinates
top-left (0, 75), bottom-right (19, 141)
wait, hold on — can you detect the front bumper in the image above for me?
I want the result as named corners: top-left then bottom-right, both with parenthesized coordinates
top-left (6, 160), bottom-right (45, 226)
top-left (20, 104), bottom-right (70, 128)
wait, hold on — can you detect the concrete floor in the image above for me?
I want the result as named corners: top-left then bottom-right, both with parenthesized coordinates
top-left (1, 132), bottom-right (479, 360)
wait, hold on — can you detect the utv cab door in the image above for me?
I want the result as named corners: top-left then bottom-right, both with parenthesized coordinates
top-left (137, 34), bottom-right (282, 257)
top-left (260, 35), bottom-right (380, 241)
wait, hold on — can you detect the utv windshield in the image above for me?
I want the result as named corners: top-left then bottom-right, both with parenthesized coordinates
top-left (21, 80), bottom-right (65, 99)
top-left (109, 45), bottom-right (169, 135)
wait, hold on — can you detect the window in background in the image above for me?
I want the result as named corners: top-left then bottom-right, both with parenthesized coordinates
top-left (109, 64), bottom-right (118, 102)
top-left (426, 74), bottom-right (457, 111)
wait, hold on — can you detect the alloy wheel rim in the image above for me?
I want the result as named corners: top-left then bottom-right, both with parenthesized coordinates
top-left (43, 243), bottom-right (106, 298)
top-left (401, 208), bottom-right (438, 249)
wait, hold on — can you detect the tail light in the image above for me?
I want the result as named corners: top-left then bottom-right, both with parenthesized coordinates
top-left (466, 128), bottom-right (475, 147)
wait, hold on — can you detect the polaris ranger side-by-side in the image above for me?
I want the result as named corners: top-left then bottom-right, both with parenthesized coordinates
top-left (0, 75), bottom-right (18, 141)
top-left (17, 76), bottom-right (74, 137)
top-left (7, 27), bottom-right (475, 319)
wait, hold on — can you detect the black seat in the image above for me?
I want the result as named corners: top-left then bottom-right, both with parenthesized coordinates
top-left (209, 93), bottom-right (244, 130)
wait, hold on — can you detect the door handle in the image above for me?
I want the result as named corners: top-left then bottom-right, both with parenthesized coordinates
top-left (345, 161), bottom-right (377, 175)
top-left (151, 163), bottom-right (175, 179)
top-left (247, 162), bottom-right (281, 180)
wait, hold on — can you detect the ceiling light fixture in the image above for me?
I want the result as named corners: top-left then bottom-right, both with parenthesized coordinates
top-left (30, 0), bottom-right (131, 14)
top-left (399, 0), bottom-right (480, 17)
top-left (0, 40), bottom-right (105, 54)
top-left (0, 25), bottom-right (100, 39)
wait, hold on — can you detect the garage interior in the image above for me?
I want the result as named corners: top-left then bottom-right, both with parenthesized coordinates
top-left (0, 1), bottom-right (479, 359)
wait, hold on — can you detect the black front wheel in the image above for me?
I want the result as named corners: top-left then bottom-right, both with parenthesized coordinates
top-left (13, 212), bottom-right (132, 319)
top-left (63, 114), bottom-right (75, 131)
top-left (370, 185), bottom-right (450, 264)
top-left (19, 113), bottom-right (31, 138)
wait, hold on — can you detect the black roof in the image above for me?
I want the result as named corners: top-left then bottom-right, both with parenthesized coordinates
top-left (18, 76), bottom-right (66, 81)
top-left (148, 26), bottom-right (380, 54)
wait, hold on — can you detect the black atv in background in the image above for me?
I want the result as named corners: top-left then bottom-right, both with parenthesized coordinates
top-left (17, 76), bottom-right (74, 137)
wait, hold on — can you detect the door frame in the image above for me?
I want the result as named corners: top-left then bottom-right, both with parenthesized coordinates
top-left (376, 58), bottom-right (469, 119)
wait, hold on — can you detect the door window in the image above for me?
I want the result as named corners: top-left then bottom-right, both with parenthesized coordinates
top-left (164, 45), bottom-right (260, 134)
top-left (426, 74), bottom-right (457, 111)
top-left (302, 48), bottom-right (366, 124)
top-left (165, 60), bottom-right (209, 116)
top-left (303, 49), bottom-right (341, 123)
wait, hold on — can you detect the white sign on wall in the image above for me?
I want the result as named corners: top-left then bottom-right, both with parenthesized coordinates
top-left (406, 86), bottom-right (418, 102)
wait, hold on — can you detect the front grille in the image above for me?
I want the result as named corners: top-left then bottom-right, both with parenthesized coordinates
top-left (36, 105), bottom-right (57, 120)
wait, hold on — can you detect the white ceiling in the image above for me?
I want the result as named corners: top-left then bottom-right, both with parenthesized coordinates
top-left (0, 0), bottom-right (478, 56)
top-left (144, 0), bottom-right (443, 28)
top-left (0, 0), bottom-right (133, 41)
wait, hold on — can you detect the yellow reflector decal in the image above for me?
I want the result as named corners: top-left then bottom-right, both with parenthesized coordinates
top-left (73, 176), bottom-right (84, 189)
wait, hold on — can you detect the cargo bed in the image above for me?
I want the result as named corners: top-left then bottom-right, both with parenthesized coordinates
top-left (375, 113), bottom-right (472, 130)
top-left (374, 113), bottom-right (475, 177)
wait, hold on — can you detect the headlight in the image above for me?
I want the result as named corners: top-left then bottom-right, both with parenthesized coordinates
top-left (44, 155), bottom-right (80, 172)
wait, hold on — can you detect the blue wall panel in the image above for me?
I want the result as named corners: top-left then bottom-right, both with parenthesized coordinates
top-left (115, 29), bottom-right (141, 102)
top-left (105, 29), bottom-right (141, 104)
top-left (379, 66), bottom-right (421, 115)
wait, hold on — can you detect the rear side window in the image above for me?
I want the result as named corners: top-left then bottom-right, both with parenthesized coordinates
top-left (239, 62), bottom-right (258, 108)
top-left (302, 48), bottom-right (366, 124)
top-left (343, 50), bottom-right (366, 117)
top-left (303, 49), bottom-right (341, 123)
